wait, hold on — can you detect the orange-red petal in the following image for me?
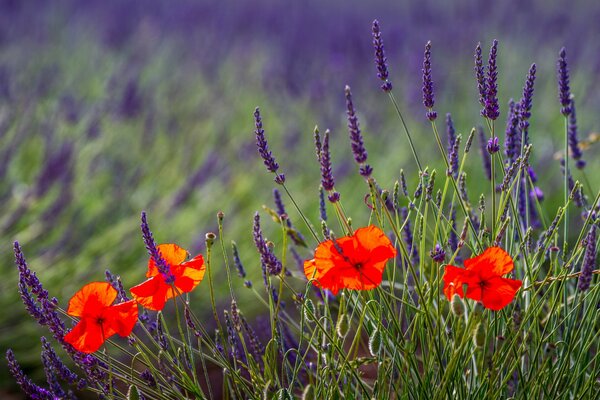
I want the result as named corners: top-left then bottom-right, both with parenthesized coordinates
top-left (147, 244), bottom-right (189, 278)
top-left (173, 254), bottom-right (206, 293)
top-left (464, 246), bottom-right (513, 277)
top-left (103, 300), bottom-right (139, 337)
top-left (67, 282), bottom-right (117, 318)
top-left (64, 319), bottom-right (105, 354)
top-left (480, 276), bottom-right (522, 311)
top-left (443, 265), bottom-right (470, 300)
top-left (130, 276), bottom-right (169, 311)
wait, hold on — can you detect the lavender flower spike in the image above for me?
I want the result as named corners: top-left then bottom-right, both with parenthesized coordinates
top-left (474, 43), bottom-right (487, 109)
top-left (372, 20), bottom-right (392, 92)
top-left (504, 100), bottom-right (520, 165)
top-left (345, 85), bottom-right (372, 178)
top-left (320, 129), bottom-right (340, 202)
top-left (140, 211), bottom-right (175, 284)
top-left (253, 212), bottom-right (283, 276)
top-left (518, 64), bottom-right (536, 144)
top-left (7, 349), bottom-right (54, 400)
top-left (557, 47), bottom-right (571, 115)
top-left (578, 225), bottom-right (596, 291)
top-left (254, 107), bottom-right (285, 184)
top-left (484, 40), bottom-right (500, 120)
top-left (568, 98), bottom-right (586, 169)
top-left (487, 136), bottom-right (500, 154)
top-left (478, 126), bottom-right (492, 180)
top-left (446, 113), bottom-right (458, 177)
top-left (422, 41), bottom-right (436, 121)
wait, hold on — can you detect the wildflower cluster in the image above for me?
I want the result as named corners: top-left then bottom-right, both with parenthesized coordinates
top-left (6, 20), bottom-right (600, 400)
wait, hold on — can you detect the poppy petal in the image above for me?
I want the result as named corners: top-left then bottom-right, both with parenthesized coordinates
top-left (67, 282), bottom-right (117, 318)
top-left (130, 277), bottom-right (169, 311)
top-left (480, 276), bottom-right (522, 311)
top-left (64, 319), bottom-right (105, 354)
top-left (147, 244), bottom-right (188, 277)
top-left (442, 265), bottom-right (471, 299)
top-left (354, 226), bottom-right (397, 257)
top-left (174, 255), bottom-right (206, 292)
top-left (464, 246), bottom-right (513, 277)
top-left (104, 300), bottom-right (139, 337)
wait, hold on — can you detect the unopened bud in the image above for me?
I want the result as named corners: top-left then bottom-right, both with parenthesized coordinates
top-left (205, 232), bottom-right (216, 246)
top-left (474, 323), bottom-right (486, 348)
top-left (368, 328), bottom-right (382, 356)
top-left (472, 302), bottom-right (484, 318)
top-left (336, 314), bottom-right (350, 338)
top-left (303, 299), bottom-right (316, 321)
top-left (451, 294), bottom-right (465, 316)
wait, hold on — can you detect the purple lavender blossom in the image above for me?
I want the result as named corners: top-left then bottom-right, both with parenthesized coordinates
top-left (530, 187), bottom-right (544, 202)
top-left (487, 136), bottom-right (500, 154)
top-left (140, 211), bottom-right (175, 284)
top-left (518, 64), bottom-right (536, 144)
top-left (422, 41), bottom-right (436, 120)
top-left (345, 85), bottom-right (372, 178)
top-left (475, 43), bottom-right (487, 109)
top-left (253, 212), bottom-right (283, 276)
top-left (320, 129), bottom-right (340, 202)
top-left (504, 100), bottom-right (521, 165)
top-left (104, 270), bottom-right (129, 302)
top-left (319, 186), bottom-right (327, 221)
top-left (140, 370), bottom-right (157, 388)
top-left (400, 207), bottom-right (419, 265)
top-left (568, 98), bottom-right (586, 169)
top-left (446, 113), bottom-right (459, 178)
top-left (578, 225), bottom-right (596, 291)
top-left (448, 208), bottom-right (461, 263)
top-left (231, 241), bottom-right (246, 278)
top-left (254, 107), bottom-right (285, 184)
top-left (484, 40), bottom-right (500, 120)
top-left (371, 20), bottom-right (392, 92)
top-left (477, 126), bottom-right (491, 180)
top-left (41, 337), bottom-right (80, 388)
top-left (557, 47), bottom-right (572, 115)
top-left (6, 349), bottom-right (54, 400)
top-left (429, 244), bottom-right (446, 263)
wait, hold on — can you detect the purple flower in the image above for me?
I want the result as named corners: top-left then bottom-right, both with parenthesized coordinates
top-left (320, 129), bottom-right (340, 202)
top-left (518, 64), bottom-right (536, 144)
top-left (557, 47), bottom-right (572, 115)
top-left (253, 212), bottom-right (282, 276)
top-left (484, 40), bottom-right (500, 120)
top-left (446, 113), bottom-right (459, 178)
top-left (41, 337), bottom-right (79, 387)
top-left (140, 211), bottom-right (175, 284)
top-left (429, 244), bottom-right (446, 263)
top-left (504, 100), bottom-right (521, 165)
top-left (345, 85), bottom-right (372, 178)
top-left (578, 225), bottom-right (596, 291)
top-left (319, 186), bottom-right (327, 221)
top-left (422, 41), bottom-right (436, 120)
top-left (400, 207), bottom-right (419, 265)
top-left (254, 107), bottom-right (285, 184)
top-left (372, 20), bottom-right (392, 92)
top-left (104, 270), bottom-right (129, 302)
top-left (6, 349), bottom-right (54, 400)
top-left (530, 186), bottom-right (544, 202)
top-left (568, 98), bottom-right (586, 169)
top-left (231, 241), bottom-right (246, 278)
top-left (477, 126), bottom-right (492, 180)
top-left (475, 43), bottom-right (487, 109)
top-left (487, 136), bottom-right (500, 154)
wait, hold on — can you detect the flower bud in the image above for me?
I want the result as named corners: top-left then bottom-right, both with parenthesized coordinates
top-left (472, 302), bottom-right (484, 318)
top-left (205, 232), bottom-right (216, 247)
top-left (451, 294), bottom-right (465, 316)
top-left (303, 299), bottom-right (316, 321)
top-left (474, 323), bottom-right (486, 348)
top-left (368, 328), bottom-right (382, 356)
top-left (336, 314), bottom-right (350, 338)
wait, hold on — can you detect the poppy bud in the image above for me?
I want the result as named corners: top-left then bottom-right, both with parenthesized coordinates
top-left (369, 328), bottom-right (382, 356)
top-left (472, 302), bottom-right (485, 318)
top-left (127, 385), bottom-right (140, 400)
top-left (304, 299), bottom-right (316, 321)
top-left (336, 314), bottom-right (350, 338)
top-left (451, 294), bottom-right (465, 316)
top-left (301, 384), bottom-right (314, 400)
top-left (217, 211), bottom-right (224, 222)
top-left (474, 323), bottom-right (486, 348)
top-left (205, 232), bottom-right (216, 247)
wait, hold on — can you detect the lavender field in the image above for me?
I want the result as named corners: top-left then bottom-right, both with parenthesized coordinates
top-left (2, 0), bottom-right (600, 398)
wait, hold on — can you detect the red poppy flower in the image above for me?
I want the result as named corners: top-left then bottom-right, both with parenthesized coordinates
top-left (63, 282), bottom-right (138, 353)
top-left (443, 246), bottom-right (522, 311)
top-left (130, 244), bottom-right (205, 311)
top-left (304, 225), bottom-right (396, 295)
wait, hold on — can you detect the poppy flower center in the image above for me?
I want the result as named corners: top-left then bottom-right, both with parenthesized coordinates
top-left (95, 317), bottom-right (105, 326)
top-left (354, 262), bottom-right (363, 270)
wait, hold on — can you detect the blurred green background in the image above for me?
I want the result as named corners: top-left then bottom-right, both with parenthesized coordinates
top-left (1, 0), bottom-right (599, 396)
